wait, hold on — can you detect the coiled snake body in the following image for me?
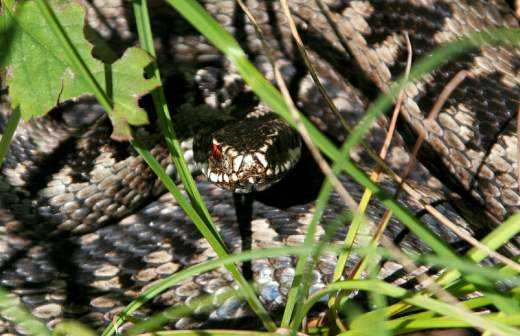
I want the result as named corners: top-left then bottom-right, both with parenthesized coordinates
top-left (0, 0), bottom-right (519, 333)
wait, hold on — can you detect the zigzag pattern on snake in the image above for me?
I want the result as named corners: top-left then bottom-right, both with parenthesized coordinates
top-left (0, 0), bottom-right (519, 334)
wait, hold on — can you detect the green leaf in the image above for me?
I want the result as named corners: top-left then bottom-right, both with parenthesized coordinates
top-left (0, 0), bottom-right (155, 140)
top-left (0, 0), bottom-right (101, 118)
top-left (107, 47), bottom-right (156, 140)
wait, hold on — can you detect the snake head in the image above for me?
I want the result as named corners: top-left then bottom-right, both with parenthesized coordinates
top-left (194, 110), bottom-right (301, 193)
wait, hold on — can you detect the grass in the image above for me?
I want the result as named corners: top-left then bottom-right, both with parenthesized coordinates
top-left (0, 0), bottom-right (519, 335)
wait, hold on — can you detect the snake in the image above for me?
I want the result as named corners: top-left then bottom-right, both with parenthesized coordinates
top-left (0, 0), bottom-right (519, 334)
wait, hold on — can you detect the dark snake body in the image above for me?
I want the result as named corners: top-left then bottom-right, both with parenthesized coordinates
top-left (0, 0), bottom-right (519, 334)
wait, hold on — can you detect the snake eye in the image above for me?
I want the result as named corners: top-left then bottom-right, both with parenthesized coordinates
top-left (210, 143), bottom-right (222, 159)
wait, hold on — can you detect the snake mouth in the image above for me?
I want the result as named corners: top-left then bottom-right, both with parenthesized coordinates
top-left (194, 111), bottom-right (301, 193)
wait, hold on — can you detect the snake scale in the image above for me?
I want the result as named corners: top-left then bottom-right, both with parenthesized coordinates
top-left (0, 0), bottom-right (519, 334)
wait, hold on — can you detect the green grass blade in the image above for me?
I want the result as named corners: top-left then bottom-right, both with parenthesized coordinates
top-left (0, 106), bottom-right (20, 166)
top-left (132, 0), bottom-right (155, 54)
top-left (419, 255), bottom-right (519, 285)
top-left (466, 213), bottom-right (520, 264)
top-left (433, 213), bottom-right (520, 302)
top-left (1, 0), bottom-right (49, 164)
top-left (387, 295), bottom-right (493, 328)
top-left (384, 314), bottom-right (520, 335)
